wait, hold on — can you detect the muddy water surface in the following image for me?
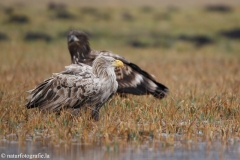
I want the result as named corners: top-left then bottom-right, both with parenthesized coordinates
top-left (0, 136), bottom-right (239, 160)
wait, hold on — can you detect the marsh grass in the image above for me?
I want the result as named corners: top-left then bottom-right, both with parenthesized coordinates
top-left (0, 3), bottom-right (239, 150)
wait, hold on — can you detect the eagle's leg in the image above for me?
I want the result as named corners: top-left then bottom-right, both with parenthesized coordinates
top-left (91, 111), bottom-right (99, 121)
top-left (91, 103), bottom-right (103, 121)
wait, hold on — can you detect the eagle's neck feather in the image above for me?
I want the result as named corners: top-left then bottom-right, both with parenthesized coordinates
top-left (70, 42), bottom-right (91, 64)
top-left (92, 62), bottom-right (117, 85)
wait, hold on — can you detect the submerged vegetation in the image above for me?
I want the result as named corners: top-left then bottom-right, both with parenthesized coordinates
top-left (0, 1), bottom-right (239, 154)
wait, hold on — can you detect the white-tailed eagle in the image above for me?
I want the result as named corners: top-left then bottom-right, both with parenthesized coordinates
top-left (26, 55), bottom-right (124, 121)
top-left (67, 30), bottom-right (169, 99)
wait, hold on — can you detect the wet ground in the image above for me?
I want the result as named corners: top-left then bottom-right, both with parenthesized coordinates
top-left (0, 136), bottom-right (239, 160)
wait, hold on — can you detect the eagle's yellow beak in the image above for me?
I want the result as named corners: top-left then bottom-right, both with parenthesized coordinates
top-left (112, 60), bottom-right (124, 68)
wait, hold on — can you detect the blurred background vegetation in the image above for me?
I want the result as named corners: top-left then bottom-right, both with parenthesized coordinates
top-left (0, 0), bottom-right (240, 54)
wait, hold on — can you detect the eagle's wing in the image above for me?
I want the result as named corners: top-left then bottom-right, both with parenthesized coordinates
top-left (92, 51), bottom-right (169, 99)
top-left (26, 64), bottom-right (102, 112)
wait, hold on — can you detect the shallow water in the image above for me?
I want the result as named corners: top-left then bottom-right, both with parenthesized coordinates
top-left (0, 137), bottom-right (239, 160)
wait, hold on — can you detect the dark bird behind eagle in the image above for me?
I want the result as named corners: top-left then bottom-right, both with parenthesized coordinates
top-left (67, 30), bottom-right (169, 99)
top-left (26, 55), bottom-right (124, 121)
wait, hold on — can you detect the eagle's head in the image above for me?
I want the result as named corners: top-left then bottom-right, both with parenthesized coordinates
top-left (92, 55), bottom-right (124, 79)
top-left (67, 30), bottom-right (91, 63)
top-left (67, 30), bottom-right (89, 46)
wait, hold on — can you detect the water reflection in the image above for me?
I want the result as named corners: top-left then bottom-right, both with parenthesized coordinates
top-left (0, 135), bottom-right (239, 160)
